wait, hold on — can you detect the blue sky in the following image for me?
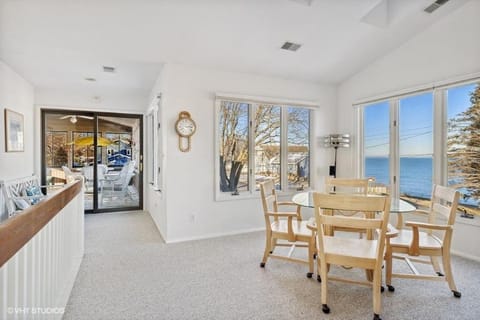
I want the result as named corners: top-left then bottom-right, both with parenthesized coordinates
top-left (364, 83), bottom-right (477, 157)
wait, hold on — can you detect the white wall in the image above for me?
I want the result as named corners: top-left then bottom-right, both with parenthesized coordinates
top-left (337, 0), bottom-right (480, 259)
top-left (0, 61), bottom-right (35, 180)
top-left (147, 63), bottom-right (336, 242)
top-left (35, 88), bottom-right (147, 113)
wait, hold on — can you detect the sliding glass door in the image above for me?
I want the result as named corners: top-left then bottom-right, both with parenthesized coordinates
top-left (42, 110), bottom-right (143, 213)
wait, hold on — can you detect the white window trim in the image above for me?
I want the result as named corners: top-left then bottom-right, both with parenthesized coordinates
top-left (357, 76), bottom-right (480, 202)
top-left (146, 94), bottom-right (164, 193)
top-left (214, 95), bottom-right (316, 201)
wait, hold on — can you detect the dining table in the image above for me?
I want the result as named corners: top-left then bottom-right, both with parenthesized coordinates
top-left (292, 191), bottom-right (416, 229)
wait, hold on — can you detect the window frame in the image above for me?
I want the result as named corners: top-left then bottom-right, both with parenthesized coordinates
top-left (357, 78), bottom-right (480, 203)
top-left (146, 94), bottom-right (164, 193)
top-left (214, 94), bottom-right (316, 201)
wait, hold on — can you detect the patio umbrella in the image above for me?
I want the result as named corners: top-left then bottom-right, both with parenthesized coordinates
top-left (69, 136), bottom-right (112, 147)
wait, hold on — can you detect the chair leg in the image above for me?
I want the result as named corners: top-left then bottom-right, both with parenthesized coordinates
top-left (270, 238), bottom-right (278, 253)
top-left (372, 268), bottom-right (382, 319)
top-left (430, 256), bottom-right (443, 276)
top-left (384, 247), bottom-right (394, 292)
top-left (320, 260), bottom-right (329, 313)
top-left (442, 251), bottom-right (461, 297)
top-left (260, 232), bottom-right (272, 268)
top-left (307, 236), bottom-right (315, 278)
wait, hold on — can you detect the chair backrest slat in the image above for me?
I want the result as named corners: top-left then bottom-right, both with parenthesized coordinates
top-left (325, 177), bottom-right (369, 195)
top-left (429, 184), bottom-right (460, 227)
top-left (319, 215), bottom-right (383, 230)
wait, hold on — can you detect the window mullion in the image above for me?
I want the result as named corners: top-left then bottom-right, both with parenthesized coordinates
top-left (390, 99), bottom-right (399, 199)
top-left (433, 89), bottom-right (445, 186)
top-left (280, 106), bottom-right (288, 191)
top-left (249, 104), bottom-right (256, 193)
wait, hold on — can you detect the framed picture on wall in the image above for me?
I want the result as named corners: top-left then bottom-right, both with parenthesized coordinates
top-left (4, 108), bottom-right (24, 152)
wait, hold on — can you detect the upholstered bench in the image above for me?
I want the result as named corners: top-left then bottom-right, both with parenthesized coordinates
top-left (0, 175), bottom-right (53, 223)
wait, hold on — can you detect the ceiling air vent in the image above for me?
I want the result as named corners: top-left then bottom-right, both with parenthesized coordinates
top-left (424, 0), bottom-right (450, 13)
top-left (103, 65), bottom-right (116, 73)
top-left (281, 42), bottom-right (302, 52)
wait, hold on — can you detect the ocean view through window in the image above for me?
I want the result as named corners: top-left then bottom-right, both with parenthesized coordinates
top-left (362, 81), bottom-right (480, 213)
top-left (365, 156), bottom-right (432, 199)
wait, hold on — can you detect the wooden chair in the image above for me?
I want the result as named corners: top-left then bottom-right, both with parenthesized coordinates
top-left (325, 177), bottom-right (371, 237)
top-left (259, 179), bottom-right (315, 278)
top-left (385, 184), bottom-right (462, 298)
top-left (325, 177), bottom-right (369, 195)
top-left (312, 192), bottom-right (391, 320)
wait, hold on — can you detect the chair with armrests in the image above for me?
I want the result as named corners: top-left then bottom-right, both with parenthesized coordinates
top-left (100, 160), bottom-right (136, 203)
top-left (325, 177), bottom-right (370, 195)
top-left (385, 184), bottom-right (461, 298)
top-left (312, 192), bottom-right (391, 320)
top-left (259, 179), bottom-right (315, 278)
top-left (62, 166), bottom-right (84, 184)
top-left (81, 164), bottom-right (107, 192)
top-left (325, 177), bottom-right (371, 237)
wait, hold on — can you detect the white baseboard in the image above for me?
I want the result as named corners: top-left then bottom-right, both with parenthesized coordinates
top-left (451, 250), bottom-right (480, 263)
top-left (166, 227), bottom-right (266, 244)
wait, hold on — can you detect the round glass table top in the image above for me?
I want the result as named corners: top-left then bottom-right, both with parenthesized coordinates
top-left (292, 191), bottom-right (416, 213)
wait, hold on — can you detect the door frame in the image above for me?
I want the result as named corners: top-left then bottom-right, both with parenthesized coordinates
top-left (41, 109), bottom-right (144, 213)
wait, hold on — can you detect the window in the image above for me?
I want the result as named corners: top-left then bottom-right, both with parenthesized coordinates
top-left (360, 80), bottom-right (480, 215)
top-left (216, 97), bottom-right (312, 199)
top-left (398, 93), bottom-right (433, 200)
top-left (146, 94), bottom-right (163, 192)
top-left (363, 101), bottom-right (390, 186)
top-left (447, 83), bottom-right (480, 209)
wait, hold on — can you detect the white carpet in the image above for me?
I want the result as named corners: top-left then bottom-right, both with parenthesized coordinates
top-left (64, 211), bottom-right (480, 320)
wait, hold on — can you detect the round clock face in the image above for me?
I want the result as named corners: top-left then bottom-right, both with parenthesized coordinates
top-left (176, 118), bottom-right (196, 137)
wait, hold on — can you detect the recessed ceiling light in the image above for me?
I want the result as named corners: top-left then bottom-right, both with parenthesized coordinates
top-left (103, 66), bottom-right (116, 73)
top-left (85, 77), bottom-right (96, 82)
top-left (281, 42), bottom-right (302, 52)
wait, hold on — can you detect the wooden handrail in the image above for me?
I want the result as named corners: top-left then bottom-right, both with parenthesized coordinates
top-left (0, 180), bottom-right (82, 268)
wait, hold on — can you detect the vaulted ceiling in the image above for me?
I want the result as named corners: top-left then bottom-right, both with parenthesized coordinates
top-left (0, 0), bottom-right (472, 102)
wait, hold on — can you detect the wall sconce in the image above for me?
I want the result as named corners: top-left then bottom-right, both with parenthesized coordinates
top-left (324, 134), bottom-right (350, 178)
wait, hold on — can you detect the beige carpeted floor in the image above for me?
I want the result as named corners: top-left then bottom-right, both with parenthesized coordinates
top-left (64, 211), bottom-right (480, 320)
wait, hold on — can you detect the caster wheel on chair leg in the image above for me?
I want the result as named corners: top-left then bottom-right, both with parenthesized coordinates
top-left (453, 290), bottom-right (461, 298)
top-left (313, 253), bottom-right (317, 260)
top-left (306, 272), bottom-right (313, 278)
top-left (387, 285), bottom-right (395, 292)
top-left (260, 262), bottom-right (265, 268)
top-left (317, 275), bottom-right (322, 283)
top-left (373, 313), bottom-right (381, 320)
top-left (322, 304), bottom-right (330, 314)
top-left (381, 286), bottom-right (384, 293)
top-left (436, 271), bottom-right (444, 276)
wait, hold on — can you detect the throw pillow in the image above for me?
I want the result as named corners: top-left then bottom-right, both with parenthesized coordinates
top-left (25, 185), bottom-right (45, 205)
top-left (13, 198), bottom-right (31, 210)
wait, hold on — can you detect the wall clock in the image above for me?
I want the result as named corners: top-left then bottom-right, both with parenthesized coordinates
top-left (175, 111), bottom-right (196, 152)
